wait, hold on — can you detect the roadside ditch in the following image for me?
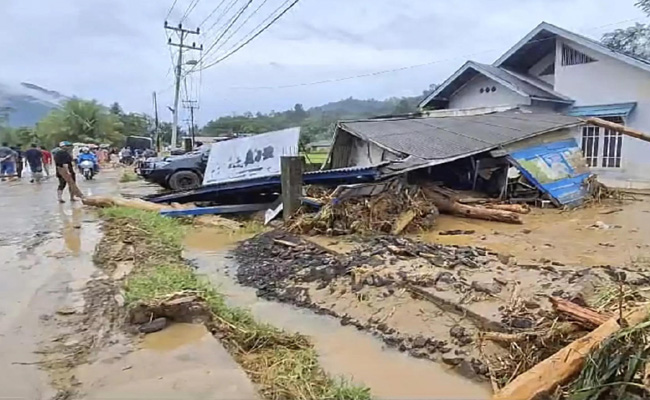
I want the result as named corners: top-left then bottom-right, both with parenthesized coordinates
top-left (91, 206), bottom-right (371, 400)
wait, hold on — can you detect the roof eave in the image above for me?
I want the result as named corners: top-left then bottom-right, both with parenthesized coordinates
top-left (494, 22), bottom-right (650, 74)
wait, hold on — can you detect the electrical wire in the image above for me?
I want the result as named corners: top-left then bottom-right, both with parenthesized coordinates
top-left (180, 0), bottom-right (201, 24)
top-left (199, 0), bottom-right (272, 65)
top-left (165, 0), bottom-right (179, 20)
top-left (201, 0), bottom-right (242, 38)
top-left (198, 0), bottom-right (229, 28)
top-left (197, 0), bottom-right (300, 71)
top-left (221, 16), bottom-right (648, 90)
top-left (196, 0), bottom-right (253, 65)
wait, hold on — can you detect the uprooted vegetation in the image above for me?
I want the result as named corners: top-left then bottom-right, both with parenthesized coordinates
top-left (96, 207), bottom-right (370, 400)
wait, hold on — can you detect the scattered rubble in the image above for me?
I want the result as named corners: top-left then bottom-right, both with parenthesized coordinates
top-left (234, 230), bottom-right (650, 385)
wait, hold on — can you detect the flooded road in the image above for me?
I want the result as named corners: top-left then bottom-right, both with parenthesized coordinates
top-left (185, 231), bottom-right (491, 400)
top-left (0, 171), bottom-right (120, 398)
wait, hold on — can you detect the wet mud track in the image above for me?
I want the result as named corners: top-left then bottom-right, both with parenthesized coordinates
top-left (0, 172), bottom-right (121, 398)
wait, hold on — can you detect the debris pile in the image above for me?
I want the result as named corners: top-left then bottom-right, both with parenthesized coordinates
top-left (234, 230), bottom-right (650, 385)
top-left (288, 184), bottom-right (439, 235)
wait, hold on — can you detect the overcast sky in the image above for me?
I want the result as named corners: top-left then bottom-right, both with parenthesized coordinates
top-left (0, 0), bottom-right (646, 125)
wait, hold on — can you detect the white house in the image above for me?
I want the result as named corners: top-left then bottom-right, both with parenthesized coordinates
top-left (419, 22), bottom-right (650, 189)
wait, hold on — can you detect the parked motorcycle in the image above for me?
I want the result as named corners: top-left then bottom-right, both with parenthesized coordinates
top-left (79, 160), bottom-right (95, 180)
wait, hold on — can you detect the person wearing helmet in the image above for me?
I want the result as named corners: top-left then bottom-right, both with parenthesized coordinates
top-left (54, 141), bottom-right (77, 203)
top-left (76, 146), bottom-right (99, 173)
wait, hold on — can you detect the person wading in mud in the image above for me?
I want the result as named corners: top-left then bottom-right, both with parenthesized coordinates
top-left (39, 146), bottom-right (52, 177)
top-left (54, 141), bottom-right (79, 203)
top-left (23, 143), bottom-right (43, 183)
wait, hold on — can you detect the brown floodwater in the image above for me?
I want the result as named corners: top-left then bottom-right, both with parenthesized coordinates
top-left (185, 226), bottom-right (258, 252)
top-left (140, 323), bottom-right (207, 351)
top-left (185, 236), bottom-right (491, 400)
top-left (415, 198), bottom-right (650, 267)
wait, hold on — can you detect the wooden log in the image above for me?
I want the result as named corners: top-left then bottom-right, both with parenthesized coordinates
top-left (550, 297), bottom-right (610, 328)
top-left (491, 305), bottom-right (650, 400)
top-left (391, 209), bottom-right (416, 234)
top-left (585, 117), bottom-right (650, 143)
top-left (424, 187), bottom-right (522, 224)
top-left (56, 166), bottom-right (84, 198)
top-left (485, 204), bottom-right (531, 214)
top-left (83, 195), bottom-right (242, 230)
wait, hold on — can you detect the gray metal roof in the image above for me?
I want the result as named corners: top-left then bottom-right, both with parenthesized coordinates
top-left (419, 61), bottom-right (571, 109)
top-left (339, 108), bottom-right (582, 161)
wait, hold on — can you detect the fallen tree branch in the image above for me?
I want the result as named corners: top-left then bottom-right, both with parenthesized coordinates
top-left (491, 305), bottom-right (650, 400)
top-left (423, 187), bottom-right (522, 224)
top-left (485, 204), bottom-right (531, 214)
top-left (550, 297), bottom-right (609, 328)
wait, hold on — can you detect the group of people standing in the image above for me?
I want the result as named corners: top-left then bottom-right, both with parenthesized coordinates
top-left (0, 141), bottom-right (90, 203)
top-left (0, 142), bottom-right (52, 182)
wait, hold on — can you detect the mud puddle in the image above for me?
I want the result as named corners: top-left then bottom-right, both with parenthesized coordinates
top-left (186, 239), bottom-right (490, 400)
top-left (140, 323), bottom-right (207, 351)
top-left (185, 227), bottom-right (257, 252)
top-left (415, 199), bottom-right (650, 267)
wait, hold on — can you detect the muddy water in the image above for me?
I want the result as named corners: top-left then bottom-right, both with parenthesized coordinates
top-left (186, 236), bottom-right (491, 400)
top-left (140, 323), bottom-right (207, 351)
top-left (416, 199), bottom-right (650, 267)
top-left (0, 171), bottom-right (120, 398)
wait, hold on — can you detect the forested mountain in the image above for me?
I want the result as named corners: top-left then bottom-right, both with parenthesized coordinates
top-left (202, 85), bottom-right (435, 143)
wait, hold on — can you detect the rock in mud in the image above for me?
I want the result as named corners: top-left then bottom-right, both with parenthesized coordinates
top-left (139, 317), bottom-right (168, 334)
top-left (411, 335), bottom-right (428, 349)
top-left (470, 280), bottom-right (501, 295)
top-left (441, 352), bottom-right (463, 366)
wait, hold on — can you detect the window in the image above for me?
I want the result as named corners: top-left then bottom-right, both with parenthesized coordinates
top-left (602, 129), bottom-right (623, 168)
top-left (562, 44), bottom-right (596, 66)
top-left (581, 120), bottom-right (624, 168)
top-left (581, 126), bottom-right (599, 167)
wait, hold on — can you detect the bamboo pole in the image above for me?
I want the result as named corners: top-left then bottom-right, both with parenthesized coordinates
top-left (492, 305), bottom-right (650, 400)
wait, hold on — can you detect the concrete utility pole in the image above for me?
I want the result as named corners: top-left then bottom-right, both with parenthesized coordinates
top-left (183, 100), bottom-right (198, 146)
top-left (164, 21), bottom-right (201, 149)
top-left (281, 156), bottom-right (304, 221)
top-left (152, 91), bottom-right (160, 152)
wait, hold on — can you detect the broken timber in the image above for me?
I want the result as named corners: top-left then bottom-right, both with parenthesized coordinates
top-left (585, 117), bottom-right (650, 143)
top-left (491, 305), bottom-right (650, 400)
top-left (549, 297), bottom-right (609, 328)
top-left (423, 186), bottom-right (522, 224)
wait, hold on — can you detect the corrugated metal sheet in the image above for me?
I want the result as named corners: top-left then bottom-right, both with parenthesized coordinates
top-left (508, 139), bottom-right (591, 206)
top-left (339, 109), bottom-right (582, 161)
top-left (568, 102), bottom-right (637, 118)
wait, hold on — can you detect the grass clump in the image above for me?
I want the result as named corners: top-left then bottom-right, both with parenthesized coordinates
top-left (119, 170), bottom-right (140, 183)
top-left (100, 206), bottom-right (370, 400)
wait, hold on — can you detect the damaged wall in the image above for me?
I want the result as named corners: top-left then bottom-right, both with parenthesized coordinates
top-left (329, 127), bottom-right (400, 169)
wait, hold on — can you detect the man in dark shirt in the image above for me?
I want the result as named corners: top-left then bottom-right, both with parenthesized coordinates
top-left (12, 145), bottom-right (23, 178)
top-left (54, 141), bottom-right (77, 203)
top-left (24, 143), bottom-right (43, 183)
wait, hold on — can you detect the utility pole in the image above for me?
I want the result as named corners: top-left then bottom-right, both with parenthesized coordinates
top-left (164, 21), bottom-right (201, 150)
top-left (152, 91), bottom-right (160, 152)
top-left (182, 100), bottom-right (198, 147)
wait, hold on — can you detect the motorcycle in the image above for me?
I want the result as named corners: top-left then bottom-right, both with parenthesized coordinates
top-left (120, 155), bottom-right (134, 166)
top-left (79, 160), bottom-right (95, 180)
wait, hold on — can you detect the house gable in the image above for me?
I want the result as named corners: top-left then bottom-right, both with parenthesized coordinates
top-left (448, 74), bottom-right (529, 110)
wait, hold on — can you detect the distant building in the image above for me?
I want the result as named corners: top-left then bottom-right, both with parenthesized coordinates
top-left (306, 139), bottom-right (332, 152)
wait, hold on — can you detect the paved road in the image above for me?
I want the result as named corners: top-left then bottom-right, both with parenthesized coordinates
top-left (0, 171), bottom-right (119, 399)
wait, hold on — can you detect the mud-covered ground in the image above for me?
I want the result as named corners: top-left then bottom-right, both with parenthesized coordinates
top-left (234, 230), bottom-right (650, 382)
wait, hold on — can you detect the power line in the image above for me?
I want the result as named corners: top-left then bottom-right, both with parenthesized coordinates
top-left (200, 0), bottom-right (272, 65)
top-left (221, 16), bottom-right (648, 90)
top-left (165, 0), bottom-right (179, 20)
top-left (197, 0), bottom-right (300, 71)
top-left (197, 0), bottom-right (254, 64)
top-left (198, 0), bottom-right (229, 28)
top-left (201, 0), bottom-right (242, 38)
top-left (180, 0), bottom-right (201, 24)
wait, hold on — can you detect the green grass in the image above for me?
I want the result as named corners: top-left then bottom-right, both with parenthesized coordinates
top-left (302, 151), bottom-right (329, 165)
top-left (101, 207), bottom-right (370, 400)
top-left (119, 170), bottom-right (140, 183)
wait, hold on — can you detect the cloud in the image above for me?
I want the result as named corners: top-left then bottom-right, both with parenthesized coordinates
top-left (0, 0), bottom-right (645, 124)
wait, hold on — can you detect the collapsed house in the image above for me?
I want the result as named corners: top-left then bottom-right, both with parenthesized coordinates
top-left (325, 107), bottom-right (592, 206)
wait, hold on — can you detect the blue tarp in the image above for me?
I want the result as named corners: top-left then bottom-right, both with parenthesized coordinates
top-left (568, 102), bottom-right (636, 118)
top-left (508, 139), bottom-right (591, 206)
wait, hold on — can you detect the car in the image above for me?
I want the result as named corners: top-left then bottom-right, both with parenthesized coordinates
top-left (138, 146), bottom-right (209, 191)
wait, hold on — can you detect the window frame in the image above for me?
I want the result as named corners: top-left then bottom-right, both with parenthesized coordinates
top-left (580, 116), bottom-right (624, 169)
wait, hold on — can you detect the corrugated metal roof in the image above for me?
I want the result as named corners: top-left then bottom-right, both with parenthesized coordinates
top-left (568, 102), bottom-right (637, 118)
top-left (339, 109), bottom-right (582, 161)
top-left (508, 139), bottom-right (591, 206)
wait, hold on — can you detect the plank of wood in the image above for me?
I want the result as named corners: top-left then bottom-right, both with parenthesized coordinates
top-left (391, 209), bottom-right (416, 234)
top-left (160, 203), bottom-right (272, 217)
top-left (56, 166), bottom-right (84, 198)
top-left (491, 305), bottom-right (650, 400)
top-left (273, 239), bottom-right (298, 248)
top-left (550, 297), bottom-right (609, 328)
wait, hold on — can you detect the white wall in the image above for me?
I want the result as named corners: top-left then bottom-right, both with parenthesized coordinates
top-left (448, 75), bottom-right (530, 109)
top-left (528, 52), bottom-right (555, 86)
top-left (555, 38), bottom-right (650, 188)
